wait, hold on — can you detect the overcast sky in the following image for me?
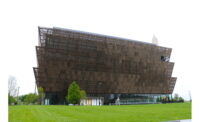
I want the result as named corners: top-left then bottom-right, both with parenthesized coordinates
top-left (1, 0), bottom-right (200, 101)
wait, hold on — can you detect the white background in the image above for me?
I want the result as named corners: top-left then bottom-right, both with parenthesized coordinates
top-left (1, 0), bottom-right (200, 121)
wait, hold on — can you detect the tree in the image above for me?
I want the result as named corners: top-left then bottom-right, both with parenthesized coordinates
top-left (8, 76), bottom-right (18, 97)
top-left (8, 76), bottom-right (19, 105)
top-left (188, 91), bottom-right (192, 102)
top-left (38, 87), bottom-right (45, 105)
top-left (18, 94), bottom-right (28, 104)
top-left (80, 90), bottom-right (86, 99)
top-left (25, 93), bottom-right (38, 104)
top-left (179, 97), bottom-right (184, 102)
top-left (67, 81), bottom-right (81, 104)
top-left (8, 95), bottom-right (16, 105)
top-left (19, 94), bottom-right (27, 102)
top-left (174, 93), bottom-right (179, 102)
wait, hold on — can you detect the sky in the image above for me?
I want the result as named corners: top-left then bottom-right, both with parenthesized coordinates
top-left (1, 0), bottom-right (200, 101)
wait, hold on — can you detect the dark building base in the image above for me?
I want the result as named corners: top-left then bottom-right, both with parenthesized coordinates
top-left (44, 92), bottom-right (172, 105)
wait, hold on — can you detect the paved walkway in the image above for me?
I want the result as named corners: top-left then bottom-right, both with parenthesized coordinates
top-left (163, 119), bottom-right (191, 122)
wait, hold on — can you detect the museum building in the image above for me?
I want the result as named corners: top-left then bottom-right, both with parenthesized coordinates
top-left (33, 27), bottom-right (176, 105)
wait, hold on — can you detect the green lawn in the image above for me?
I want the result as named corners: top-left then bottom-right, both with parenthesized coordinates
top-left (9, 102), bottom-right (191, 122)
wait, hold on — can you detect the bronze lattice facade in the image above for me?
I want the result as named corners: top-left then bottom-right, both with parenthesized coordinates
top-left (33, 27), bottom-right (176, 104)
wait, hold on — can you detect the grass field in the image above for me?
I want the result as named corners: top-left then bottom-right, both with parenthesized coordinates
top-left (9, 102), bottom-right (191, 122)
